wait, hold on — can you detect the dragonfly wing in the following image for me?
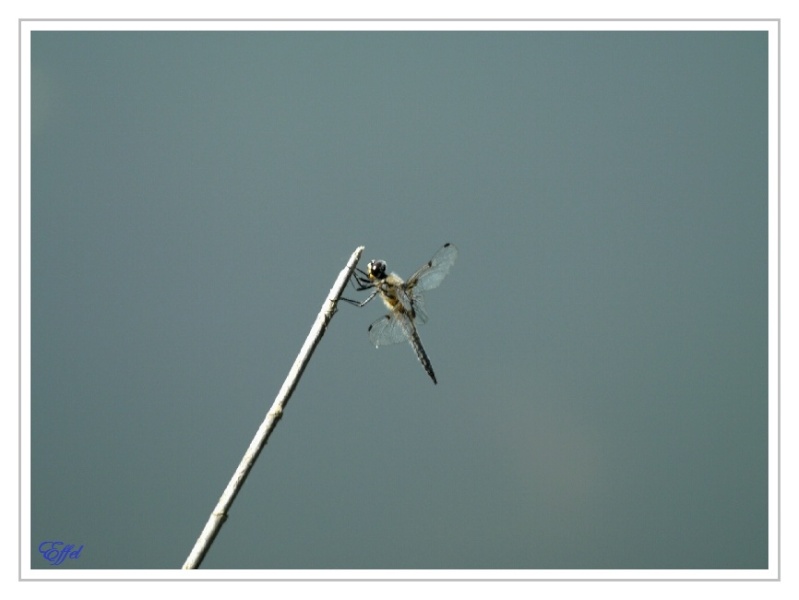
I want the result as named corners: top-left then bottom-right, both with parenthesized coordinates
top-left (368, 313), bottom-right (412, 347)
top-left (395, 286), bottom-right (428, 325)
top-left (407, 243), bottom-right (458, 293)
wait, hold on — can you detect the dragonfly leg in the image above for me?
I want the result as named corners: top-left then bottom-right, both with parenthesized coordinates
top-left (347, 268), bottom-right (373, 291)
top-left (340, 287), bottom-right (379, 308)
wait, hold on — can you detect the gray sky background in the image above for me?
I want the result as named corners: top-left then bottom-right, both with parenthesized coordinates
top-left (30, 29), bottom-right (769, 570)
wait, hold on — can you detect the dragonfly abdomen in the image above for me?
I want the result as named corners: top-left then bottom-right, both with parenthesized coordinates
top-left (409, 329), bottom-right (437, 384)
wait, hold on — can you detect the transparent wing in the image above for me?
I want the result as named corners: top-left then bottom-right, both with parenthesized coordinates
top-left (408, 289), bottom-right (428, 324)
top-left (368, 313), bottom-right (414, 348)
top-left (406, 243), bottom-right (458, 293)
top-left (395, 286), bottom-right (428, 325)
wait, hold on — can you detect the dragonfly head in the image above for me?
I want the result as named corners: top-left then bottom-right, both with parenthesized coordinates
top-left (367, 259), bottom-right (388, 280)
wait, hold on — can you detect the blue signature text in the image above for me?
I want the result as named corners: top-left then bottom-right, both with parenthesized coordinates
top-left (38, 541), bottom-right (84, 566)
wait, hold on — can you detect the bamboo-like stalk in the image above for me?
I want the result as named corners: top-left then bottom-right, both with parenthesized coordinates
top-left (181, 246), bottom-right (365, 569)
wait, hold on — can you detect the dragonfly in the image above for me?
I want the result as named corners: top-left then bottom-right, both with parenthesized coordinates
top-left (342, 243), bottom-right (458, 384)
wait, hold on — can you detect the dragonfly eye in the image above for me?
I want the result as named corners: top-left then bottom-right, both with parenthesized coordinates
top-left (368, 260), bottom-right (387, 279)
